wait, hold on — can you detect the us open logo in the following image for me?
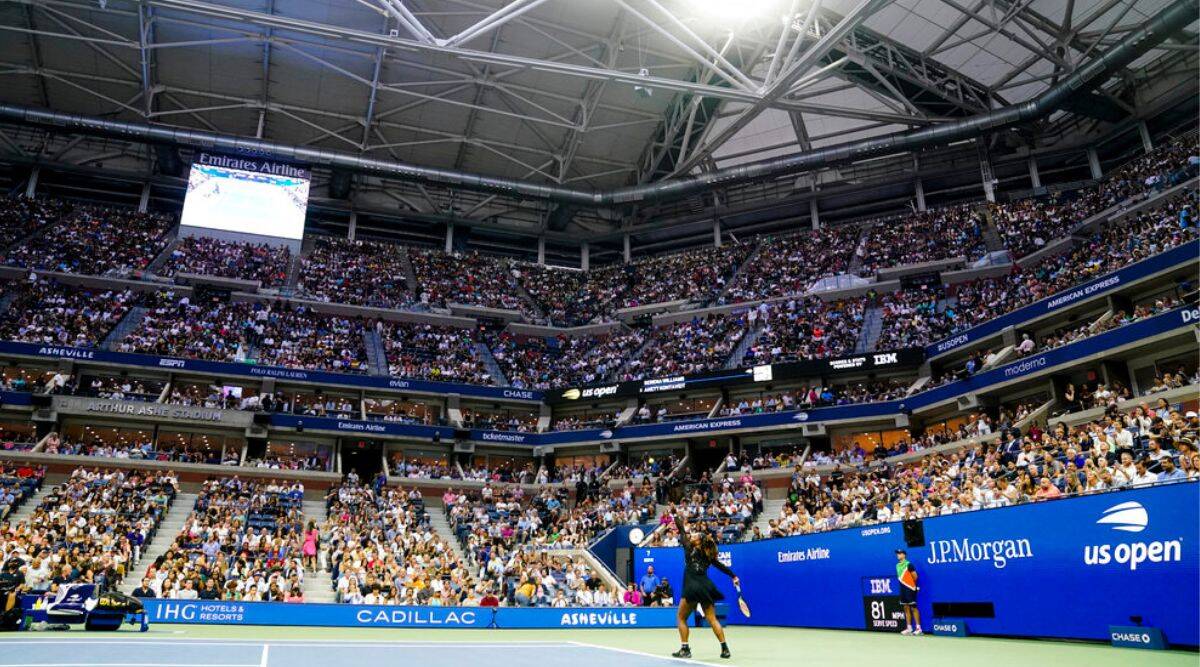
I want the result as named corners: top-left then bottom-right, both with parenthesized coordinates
top-left (1096, 501), bottom-right (1148, 533)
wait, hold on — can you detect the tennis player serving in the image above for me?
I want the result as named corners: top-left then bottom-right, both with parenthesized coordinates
top-left (672, 511), bottom-right (739, 659)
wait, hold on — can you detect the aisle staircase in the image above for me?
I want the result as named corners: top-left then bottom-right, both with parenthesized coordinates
top-left (744, 497), bottom-right (788, 541)
top-left (363, 327), bottom-right (390, 376)
top-left (119, 492), bottom-right (197, 593)
top-left (978, 204), bottom-right (1007, 253)
top-left (399, 249), bottom-right (419, 292)
top-left (428, 507), bottom-right (468, 564)
top-left (6, 485), bottom-right (54, 524)
top-left (143, 236), bottom-right (180, 275)
top-left (475, 341), bottom-right (509, 386)
top-left (713, 239), bottom-right (764, 305)
top-left (854, 306), bottom-right (883, 353)
top-left (102, 306), bottom-right (149, 350)
top-left (0, 289), bottom-right (20, 316)
top-left (724, 325), bottom-right (763, 369)
top-left (847, 224), bottom-right (871, 275)
top-left (302, 498), bottom-right (336, 603)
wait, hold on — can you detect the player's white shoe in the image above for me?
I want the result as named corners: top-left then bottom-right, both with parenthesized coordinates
top-left (901, 628), bottom-right (913, 635)
top-left (913, 628), bottom-right (923, 636)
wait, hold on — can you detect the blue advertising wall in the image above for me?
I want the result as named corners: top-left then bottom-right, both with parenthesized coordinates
top-left (139, 600), bottom-right (678, 629)
top-left (926, 239), bottom-right (1198, 358)
top-left (635, 483), bottom-right (1199, 645)
top-left (0, 341), bottom-right (541, 402)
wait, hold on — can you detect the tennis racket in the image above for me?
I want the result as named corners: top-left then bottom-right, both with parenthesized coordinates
top-left (734, 581), bottom-right (751, 617)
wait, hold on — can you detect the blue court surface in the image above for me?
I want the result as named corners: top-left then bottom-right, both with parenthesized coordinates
top-left (0, 639), bottom-right (712, 667)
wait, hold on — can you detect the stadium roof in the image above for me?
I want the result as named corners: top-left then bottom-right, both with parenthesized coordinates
top-left (0, 0), bottom-right (1196, 247)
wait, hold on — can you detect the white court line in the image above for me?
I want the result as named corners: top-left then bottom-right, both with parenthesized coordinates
top-left (0, 640), bottom-right (571, 647)
top-left (0, 664), bottom-right (256, 667)
top-left (566, 641), bottom-right (724, 667)
top-left (259, 644), bottom-right (269, 667)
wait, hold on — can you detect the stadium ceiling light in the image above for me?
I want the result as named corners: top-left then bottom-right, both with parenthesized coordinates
top-left (688, 0), bottom-right (782, 22)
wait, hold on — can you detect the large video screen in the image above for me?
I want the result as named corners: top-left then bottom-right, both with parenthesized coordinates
top-left (181, 153), bottom-right (310, 240)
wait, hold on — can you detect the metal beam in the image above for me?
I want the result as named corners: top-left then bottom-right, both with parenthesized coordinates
top-left (670, 0), bottom-right (890, 175)
top-left (442, 0), bottom-right (552, 47)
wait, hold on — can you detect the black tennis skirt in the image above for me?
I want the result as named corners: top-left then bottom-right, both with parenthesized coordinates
top-left (681, 572), bottom-right (724, 607)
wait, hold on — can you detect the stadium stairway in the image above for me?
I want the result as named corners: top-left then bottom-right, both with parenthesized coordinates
top-left (363, 327), bottom-right (389, 376)
top-left (399, 249), bottom-right (418, 292)
top-left (475, 341), bottom-right (509, 386)
top-left (724, 325), bottom-right (763, 369)
top-left (0, 289), bottom-right (19, 315)
top-left (301, 498), bottom-right (337, 603)
top-left (745, 497), bottom-right (788, 541)
top-left (143, 234), bottom-right (180, 275)
top-left (5, 484), bottom-right (54, 525)
top-left (854, 307), bottom-right (883, 353)
top-left (119, 492), bottom-right (197, 593)
top-left (847, 223), bottom-right (871, 276)
top-left (978, 204), bottom-right (1007, 253)
top-left (102, 306), bottom-right (149, 350)
top-left (513, 282), bottom-right (547, 323)
top-left (713, 238), bottom-right (765, 305)
top-left (428, 507), bottom-right (468, 564)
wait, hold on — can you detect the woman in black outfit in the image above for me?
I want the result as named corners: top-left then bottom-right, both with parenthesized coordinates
top-left (672, 513), bottom-right (739, 659)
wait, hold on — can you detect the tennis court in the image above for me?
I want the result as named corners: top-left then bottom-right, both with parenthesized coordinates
top-left (0, 625), bottom-right (1194, 667)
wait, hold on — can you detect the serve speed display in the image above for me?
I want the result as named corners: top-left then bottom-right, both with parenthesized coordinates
top-left (861, 576), bottom-right (906, 632)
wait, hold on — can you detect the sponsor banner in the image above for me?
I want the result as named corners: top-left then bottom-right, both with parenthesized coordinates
top-left (54, 396), bottom-right (253, 427)
top-left (0, 308), bottom-right (1189, 447)
top-left (0, 341), bottom-right (541, 402)
top-left (141, 599), bottom-right (678, 629)
top-left (1109, 625), bottom-right (1166, 650)
top-left (635, 483), bottom-right (1198, 645)
top-left (269, 413), bottom-right (455, 441)
top-left (931, 619), bottom-right (969, 637)
top-left (196, 151), bottom-right (310, 180)
top-left (0, 390), bottom-right (32, 406)
top-left (544, 349), bottom-right (924, 404)
top-left (912, 306), bottom-right (1196, 408)
top-left (927, 240), bottom-right (1198, 358)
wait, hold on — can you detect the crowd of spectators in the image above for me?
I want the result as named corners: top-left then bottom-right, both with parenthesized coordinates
top-left (380, 321), bottom-right (488, 384)
top-left (721, 226), bottom-right (858, 303)
top-left (162, 237), bottom-right (291, 287)
top-left (765, 401), bottom-right (1199, 538)
top-left (743, 297), bottom-right (864, 366)
top-left (720, 379), bottom-right (913, 418)
top-left (1, 204), bottom-right (173, 276)
top-left (0, 463), bottom-right (42, 520)
top-left (1, 466), bottom-right (172, 594)
top-left (0, 278), bottom-right (136, 348)
top-left (623, 313), bottom-right (747, 380)
top-left (144, 477), bottom-right (307, 601)
top-left (409, 249), bottom-right (531, 314)
top-left (512, 264), bottom-right (624, 327)
top-left (618, 244), bottom-right (752, 309)
top-left (487, 328), bottom-right (645, 390)
top-left (994, 138), bottom-right (1197, 258)
top-left (0, 196), bottom-right (69, 248)
top-left (299, 237), bottom-right (415, 309)
top-left (324, 481), bottom-right (473, 605)
top-left (857, 204), bottom-right (987, 275)
top-left (120, 294), bottom-right (368, 373)
top-left (646, 476), bottom-right (762, 546)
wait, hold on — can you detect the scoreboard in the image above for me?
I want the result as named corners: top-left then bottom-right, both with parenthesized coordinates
top-left (861, 576), bottom-right (907, 632)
